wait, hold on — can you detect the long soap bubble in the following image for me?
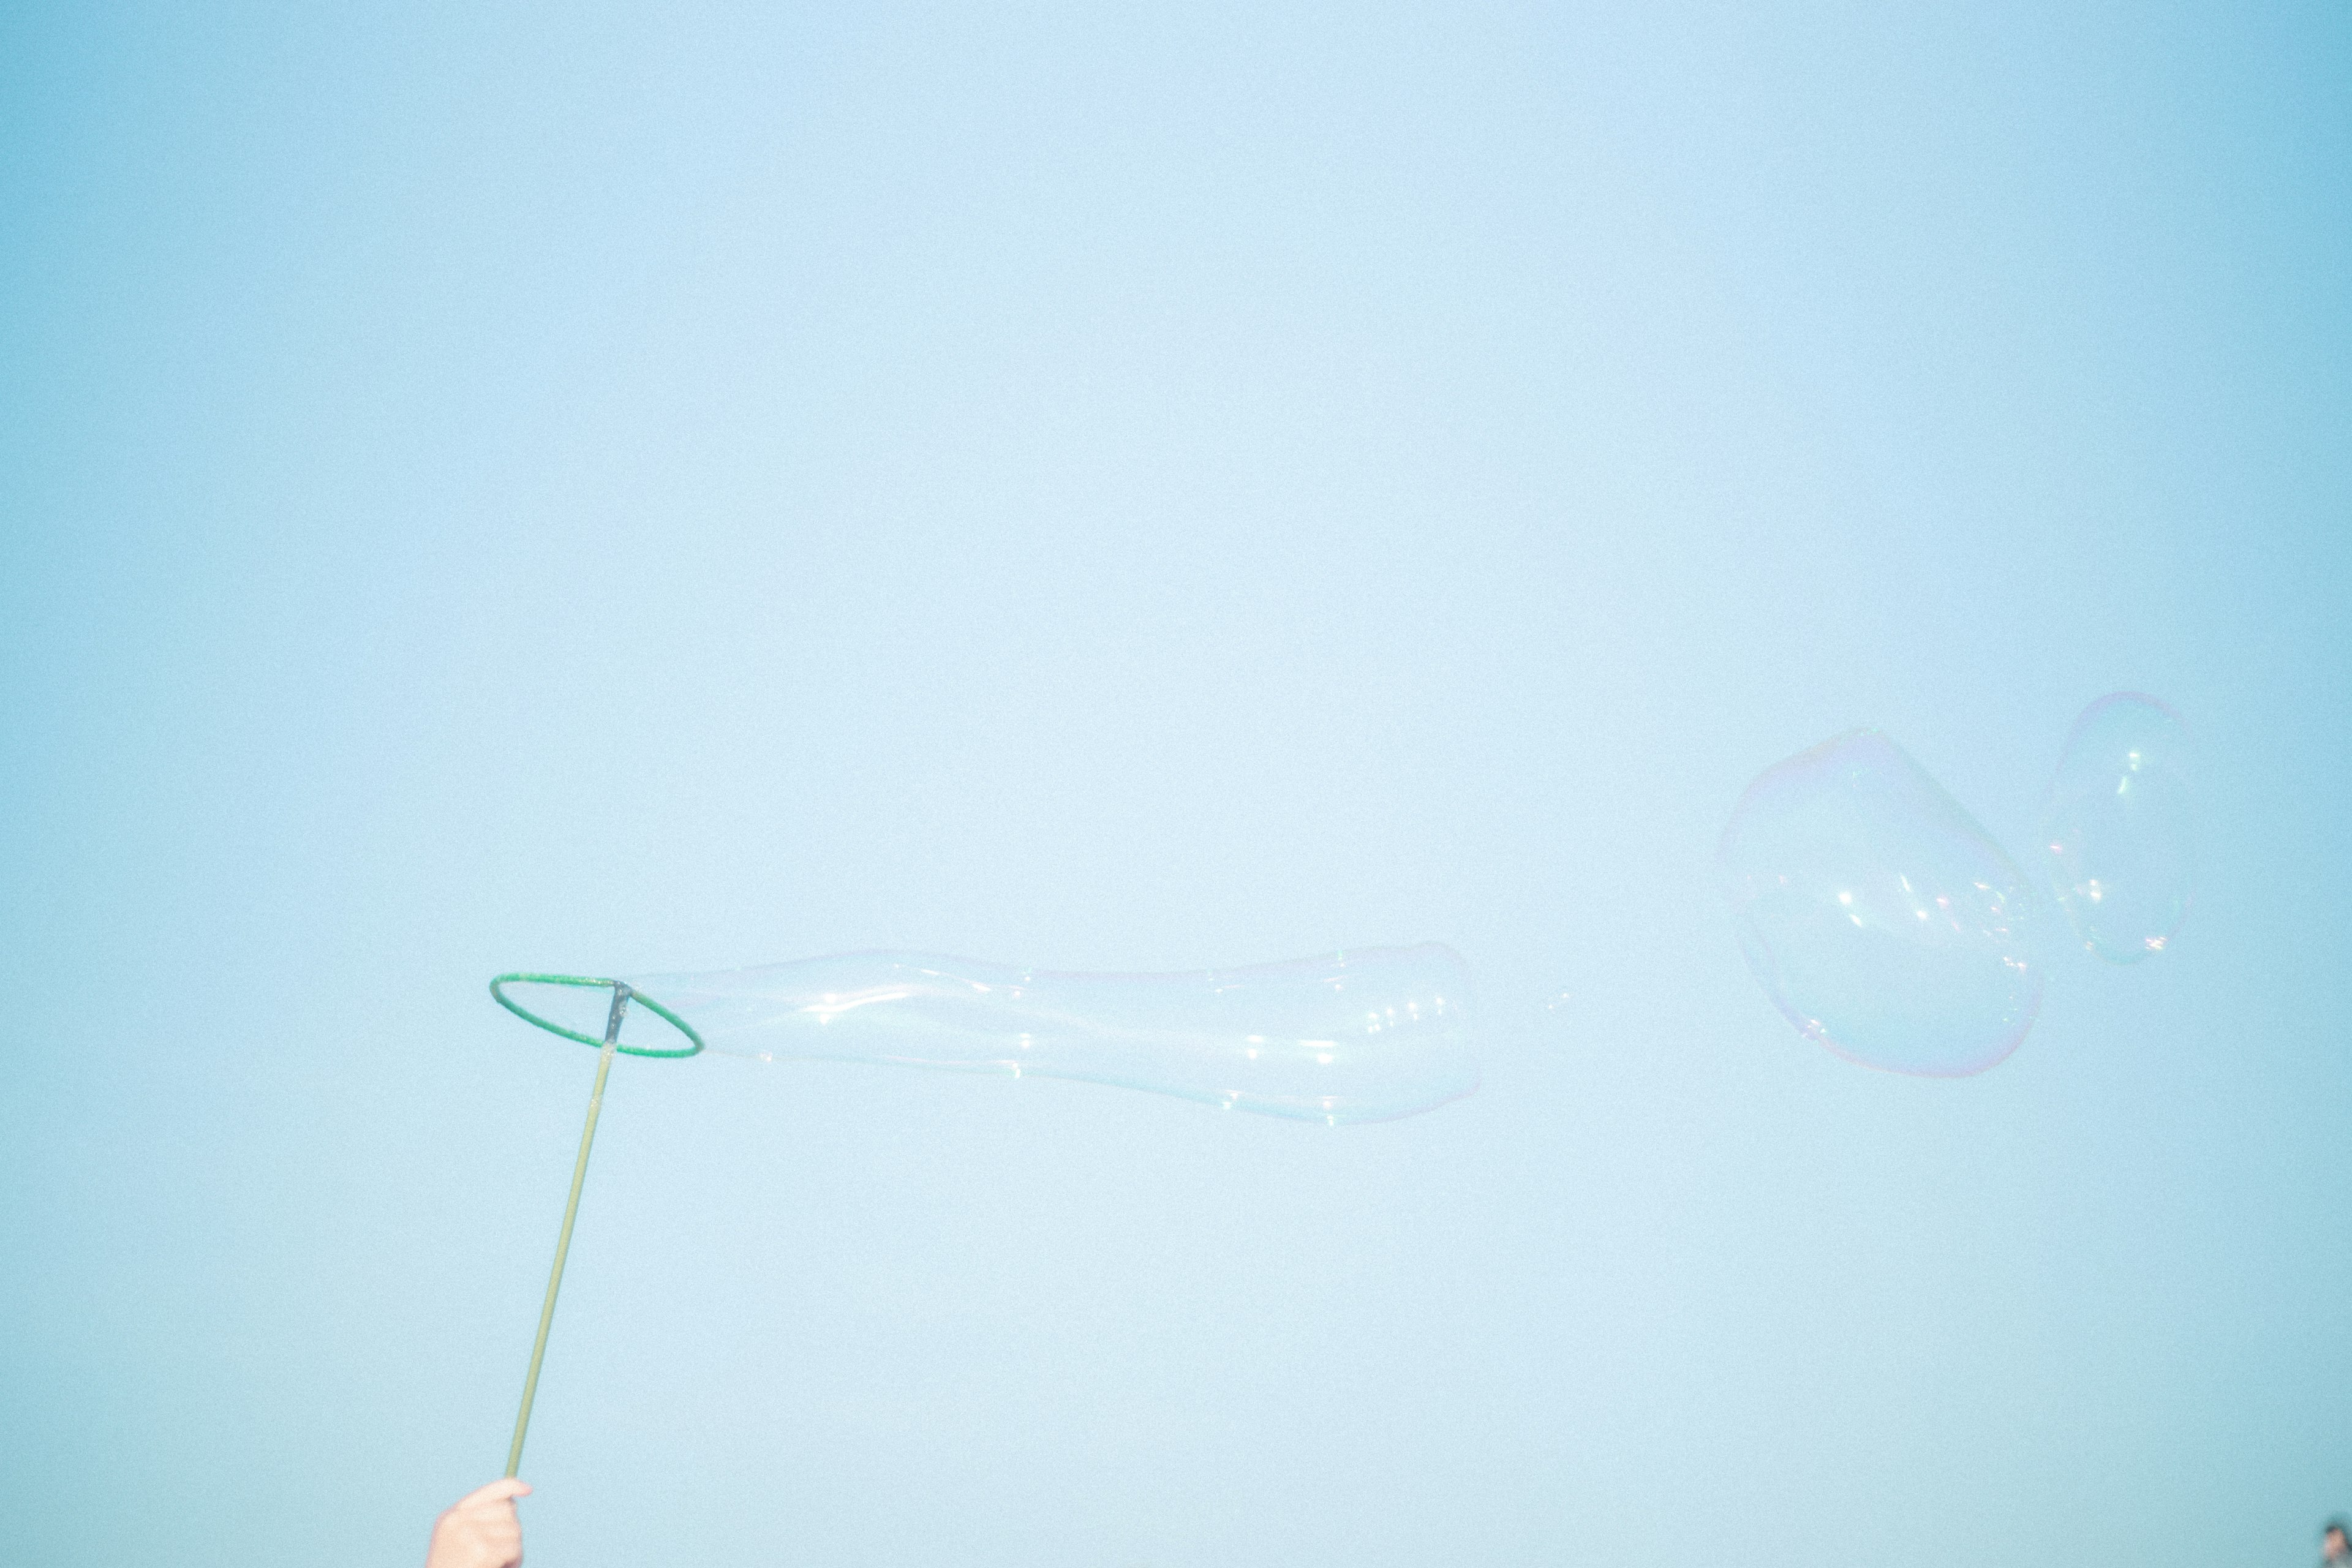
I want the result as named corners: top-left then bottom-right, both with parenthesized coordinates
top-left (511, 944), bottom-right (1479, 1127)
top-left (1717, 728), bottom-right (2043, 1076)
top-left (2040, 693), bottom-right (2194, 962)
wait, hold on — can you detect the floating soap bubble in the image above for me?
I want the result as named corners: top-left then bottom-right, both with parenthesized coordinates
top-left (1717, 728), bottom-right (2043, 1076)
top-left (2040, 693), bottom-right (2194, 962)
top-left (497, 944), bottom-right (1478, 1126)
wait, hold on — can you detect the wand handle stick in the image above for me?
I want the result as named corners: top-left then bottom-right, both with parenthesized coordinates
top-left (505, 983), bottom-right (631, 1477)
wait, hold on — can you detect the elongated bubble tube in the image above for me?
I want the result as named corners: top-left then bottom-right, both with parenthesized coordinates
top-left (495, 945), bottom-right (1479, 1125)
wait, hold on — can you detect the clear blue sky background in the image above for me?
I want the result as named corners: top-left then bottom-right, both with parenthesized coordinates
top-left (4, 4), bottom-right (2348, 1564)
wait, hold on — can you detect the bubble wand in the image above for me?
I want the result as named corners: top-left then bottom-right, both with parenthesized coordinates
top-left (483, 946), bottom-right (1472, 1469)
top-left (488, 973), bottom-right (704, 1476)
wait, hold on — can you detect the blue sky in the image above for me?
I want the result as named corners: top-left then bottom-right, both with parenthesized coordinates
top-left (4, 3), bottom-right (2348, 1564)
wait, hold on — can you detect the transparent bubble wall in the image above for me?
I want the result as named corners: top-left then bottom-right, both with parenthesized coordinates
top-left (1717, 728), bottom-right (2043, 1076)
top-left (2040, 693), bottom-right (2195, 963)
top-left (604, 945), bottom-right (1478, 1125)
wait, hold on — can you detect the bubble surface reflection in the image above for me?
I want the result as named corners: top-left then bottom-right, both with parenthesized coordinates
top-left (1717, 728), bottom-right (2043, 1076)
top-left (2041, 693), bottom-right (2194, 963)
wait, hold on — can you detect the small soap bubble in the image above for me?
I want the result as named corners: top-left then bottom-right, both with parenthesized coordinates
top-left (1717, 728), bottom-right (2043, 1076)
top-left (2041, 693), bottom-right (2193, 962)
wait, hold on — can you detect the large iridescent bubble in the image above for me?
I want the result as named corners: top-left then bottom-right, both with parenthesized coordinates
top-left (2040, 693), bottom-right (2194, 963)
top-left (1717, 728), bottom-right (2043, 1076)
top-left (499, 946), bottom-right (1477, 1125)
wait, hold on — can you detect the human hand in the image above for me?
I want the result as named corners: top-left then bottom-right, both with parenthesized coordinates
top-left (425, 1477), bottom-right (530, 1568)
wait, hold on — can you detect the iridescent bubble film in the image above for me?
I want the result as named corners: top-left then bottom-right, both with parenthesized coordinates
top-left (2040, 693), bottom-right (2195, 963)
top-left (1717, 728), bottom-right (2043, 1076)
top-left (593, 945), bottom-right (1477, 1125)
